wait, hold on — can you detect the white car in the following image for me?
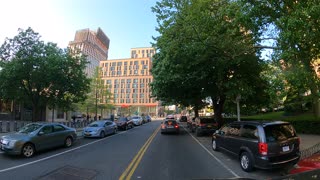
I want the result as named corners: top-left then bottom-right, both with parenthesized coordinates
top-left (131, 116), bottom-right (143, 126)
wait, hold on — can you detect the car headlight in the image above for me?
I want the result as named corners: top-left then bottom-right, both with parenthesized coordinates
top-left (8, 140), bottom-right (18, 148)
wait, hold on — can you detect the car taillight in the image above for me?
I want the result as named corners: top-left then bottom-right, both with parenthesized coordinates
top-left (174, 125), bottom-right (179, 128)
top-left (259, 142), bottom-right (268, 155)
top-left (200, 123), bottom-right (206, 127)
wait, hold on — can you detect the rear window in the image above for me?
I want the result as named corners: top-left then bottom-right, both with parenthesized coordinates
top-left (200, 118), bottom-right (216, 123)
top-left (264, 124), bottom-right (296, 142)
top-left (164, 120), bottom-right (177, 125)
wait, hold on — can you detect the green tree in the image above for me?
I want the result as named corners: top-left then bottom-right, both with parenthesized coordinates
top-left (241, 0), bottom-right (320, 117)
top-left (152, 0), bottom-right (269, 126)
top-left (0, 28), bottom-right (90, 121)
top-left (74, 67), bottom-right (113, 119)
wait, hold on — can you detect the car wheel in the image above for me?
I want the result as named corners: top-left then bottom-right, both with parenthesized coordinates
top-left (240, 152), bottom-right (254, 172)
top-left (114, 128), bottom-right (118, 134)
top-left (125, 125), bottom-right (128, 131)
top-left (212, 139), bottom-right (219, 151)
top-left (196, 128), bottom-right (201, 137)
top-left (22, 143), bottom-right (35, 158)
top-left (64, 136), bottom-right (73, 147)
top-left (100, 131), bottom-right (105, 138)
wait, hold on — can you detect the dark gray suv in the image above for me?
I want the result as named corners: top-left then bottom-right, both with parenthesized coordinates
top-left (212, 121), bottom-right (300, 172)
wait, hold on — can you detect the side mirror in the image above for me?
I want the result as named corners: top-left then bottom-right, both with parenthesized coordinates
top-left (38, 131), bottom-right (45, 136)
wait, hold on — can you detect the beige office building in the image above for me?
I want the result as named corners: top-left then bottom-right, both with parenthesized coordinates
top-left (69, 28), bottom-right (110, 77)
top-left (100, 47), bottom-right (158, 116)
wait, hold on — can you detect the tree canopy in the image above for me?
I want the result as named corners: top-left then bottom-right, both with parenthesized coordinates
top-left (151, 0), bottom-right (269, 126)
top-left (0, 27), bottom-right (90, 121)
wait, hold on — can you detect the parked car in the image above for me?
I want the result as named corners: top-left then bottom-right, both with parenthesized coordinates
top-left (179, 115), bottom-right (187, 122)
top-left (145, 115), bottom-right (152, 122)
top-left (131, 116), bottom-right (143, 126)
top-left (83, 120), bottom-right (117, 138)
top-left (191, 117), bottom-right (218, 136)
top-left (116, 117), bottom-right (134, 130)
top-left (161, 119), bottom-right (180, 134)
top-left (0, 122), bottom-right (77, 158)
top-left (212, 121), bottom-right (300, 172)
top-left (187, 117), bottom-right (196, 131)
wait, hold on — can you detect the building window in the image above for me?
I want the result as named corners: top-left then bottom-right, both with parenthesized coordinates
top-left (124, 61), bottom-right (128, 66)
top-left (133, 99), bottom-right (138, 103)
top-left (133, 79), bottom-right (138, 83)
top-left (112, 62), bottom-right (116, 66)
top-left (126, 89), bottom-right (131, 93)
top-left (117, 62), bottom-right (122, 66)
top-left (117, 71), bottom-right (121, 75)
top-left (121, 89), bottom-right (125, 93)
top-left (141, 61), bottom-right (144, 65)
top-left (140, 84), bottom-right (144, 88)
top-left (126, 79), bottom-right (131, 83)
top-left (141, 70), bottom-right (144, 75)
top-left (134, 61), bottom-right (138, 65)
top-left (134, 70), bottom-right (138, 75)
top-left (126, 99), bottom-right (131, 103)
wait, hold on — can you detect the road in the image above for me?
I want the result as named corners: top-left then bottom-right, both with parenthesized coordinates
top-left (0, 120), bottom-right (285, 180)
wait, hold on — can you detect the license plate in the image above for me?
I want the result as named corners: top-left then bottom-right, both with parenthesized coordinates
top-left (282, 146), bottom-right (289, 152)
top-left (207, 125), bottom-right (212, 128)
top-left (167, 126), bottom-right (174, 128)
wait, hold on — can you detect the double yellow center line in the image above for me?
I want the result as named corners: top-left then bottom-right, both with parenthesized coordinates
top-left (119, 126), bottom-right (161, 180)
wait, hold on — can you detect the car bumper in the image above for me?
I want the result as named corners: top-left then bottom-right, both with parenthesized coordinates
top-left (1, 144), bottom-right (22, 155)
top-left (197, 128), bottom-right (216, 134)
top-left (255, 154), bottom-right (300, 169)
top-left (83, 131), bottom-right (100, 137)
top-left (161, 128), bottom-right (179, 133)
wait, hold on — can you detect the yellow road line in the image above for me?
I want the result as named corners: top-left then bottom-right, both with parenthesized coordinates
top-left (119, 126), bottom-right (161, 180)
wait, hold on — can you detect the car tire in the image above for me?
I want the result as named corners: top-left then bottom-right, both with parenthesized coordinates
top-left (125, 125), bottom-right (128, 131)
top-left (64, 136), bottom-right (73, 147)
top-left (100, 131), bottom-right (105, 138)
top-left (240, 152), bottom-right (254, 172)
top-left (22, 143), bottom-right (35, 158)
top-left (212, 139), bottom-right (219, 151)
top-left (114, 128), bottom-right (118, 134)
top-left (196, 128), bottom-right (201, 137)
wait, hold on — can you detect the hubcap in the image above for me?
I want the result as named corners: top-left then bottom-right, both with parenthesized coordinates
top-left (66, 138), bottom-right (72, 147)
top-left (23, 145), bottom-right (34, 157)
top-left (241, 155), bottom-right (249, 169)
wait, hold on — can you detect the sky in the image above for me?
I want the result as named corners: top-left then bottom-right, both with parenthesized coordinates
top-left (0, 0), bottom-right (159, 59)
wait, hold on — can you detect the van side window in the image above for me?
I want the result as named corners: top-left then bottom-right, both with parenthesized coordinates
top-left (228, 124), bottom-right (241, 136)
top-left (241, 125), bottom-right (258, 139)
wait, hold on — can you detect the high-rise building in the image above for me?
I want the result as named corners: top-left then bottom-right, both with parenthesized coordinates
top-left (100, 47), bottom-right (158, 116)
top-left (69, 28), bottom-right (110, 77)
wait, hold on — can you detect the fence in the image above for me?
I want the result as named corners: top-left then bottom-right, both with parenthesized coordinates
top-left (300, 142), bottom-right (320, 159)
top-left (0, 120), bottom-right (93, 133)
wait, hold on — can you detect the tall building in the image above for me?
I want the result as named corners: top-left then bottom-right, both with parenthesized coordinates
top-left (100, 47), bottom-right (158, 116)
top-left (69, 28), bottom-right (110, 77)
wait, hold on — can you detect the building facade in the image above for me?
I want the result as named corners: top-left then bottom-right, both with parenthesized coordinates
top-left (69, 28), bottom-right (110, 77)
top-left (100, 47), bottom-right (158, 116)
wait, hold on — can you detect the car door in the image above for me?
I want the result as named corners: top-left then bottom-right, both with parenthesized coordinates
top-left (35, 125), bottom-right (54, 150)
top-left (224, 123), bottom-right (241, 155)
top-left (216, 125), bottom-right (229, 149)
top-left (53, 124), bottom-right (68, 146)
top-left (104, 121), bottom-right (112, 135)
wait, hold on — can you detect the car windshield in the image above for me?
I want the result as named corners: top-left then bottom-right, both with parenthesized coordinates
top-left (18, 124), bottom-right (42, 133)
top-left (264, 124), bottom-right (296, 142)
top-left (88, 122), bottom-right (103, 127)
top-left (119, 117), bottom-right (127, 121)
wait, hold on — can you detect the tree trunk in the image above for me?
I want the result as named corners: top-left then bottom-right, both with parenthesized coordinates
top-left (32, 103), bottom-right (40, 122)
top-left (194, 108), bottom-right (199, 117)
top-left (212, 96), bottom-right (225, 128)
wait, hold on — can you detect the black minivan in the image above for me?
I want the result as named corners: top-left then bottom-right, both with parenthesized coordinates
top-left (212, 121), bottom-right (300, 172)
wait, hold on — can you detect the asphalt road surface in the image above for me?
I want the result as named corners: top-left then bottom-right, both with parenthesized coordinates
top-left (0, 120), bottom-right (284, 180)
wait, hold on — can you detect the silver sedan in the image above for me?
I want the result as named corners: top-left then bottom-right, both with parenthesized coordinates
top-left (83, 120), bottom-right (117, 138)
top-left (0, 122), bottom-right (77, 158)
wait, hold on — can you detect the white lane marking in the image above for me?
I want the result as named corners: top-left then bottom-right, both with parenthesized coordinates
top-left (0, 131), bottom-right (126, 173)
top-left (183, 126), bottom-right (240, 178)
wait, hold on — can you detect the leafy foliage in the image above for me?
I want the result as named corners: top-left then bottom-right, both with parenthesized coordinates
top-left (0, 27), bottom-right (90, 121)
